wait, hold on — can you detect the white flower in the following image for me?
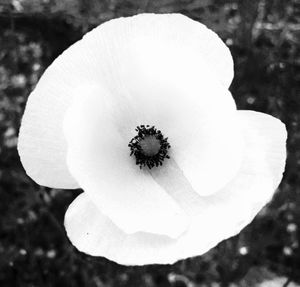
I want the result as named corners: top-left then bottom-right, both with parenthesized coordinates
top-left (18, 14), bottom-right (287, 265)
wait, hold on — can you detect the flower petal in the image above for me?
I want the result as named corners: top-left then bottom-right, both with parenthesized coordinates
top-left (18, 14), bottom-right (233, 188)
top-left (164, 89), bottom-right (244, 197)
top-left (17, 85), bottom-right (80, 189)
top-left (64, 110), bottom-right (286, 265)
top-left (63, 88), bottom-right (189, 238)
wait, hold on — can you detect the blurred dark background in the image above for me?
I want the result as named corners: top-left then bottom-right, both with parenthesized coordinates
top-left (0, 0), bottom-right (299, 286)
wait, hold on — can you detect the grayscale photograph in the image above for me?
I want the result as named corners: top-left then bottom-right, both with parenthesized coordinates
top-left (0, 0), bottom-right (299, 286)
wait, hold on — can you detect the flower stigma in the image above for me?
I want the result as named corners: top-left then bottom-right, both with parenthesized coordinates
top-left (129, 125), bottom-right (171, 169)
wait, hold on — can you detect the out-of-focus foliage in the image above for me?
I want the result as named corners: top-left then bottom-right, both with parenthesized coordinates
top-left (0, 0), bottom-right (299, 286)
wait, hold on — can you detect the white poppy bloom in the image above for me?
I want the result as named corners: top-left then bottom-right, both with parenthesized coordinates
top-left (18, 14), bottom-right (287, 265)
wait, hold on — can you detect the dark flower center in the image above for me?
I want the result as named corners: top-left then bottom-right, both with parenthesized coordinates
top-left (128, 125), bottom-right (171, 169)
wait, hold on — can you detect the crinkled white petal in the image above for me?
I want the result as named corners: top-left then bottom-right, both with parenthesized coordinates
top-left (18, 13), bottom-right (233, 188)
top-left (165, 89), bottom-right (244, 197)
top-left (64, 110), bottom-right (287, 265)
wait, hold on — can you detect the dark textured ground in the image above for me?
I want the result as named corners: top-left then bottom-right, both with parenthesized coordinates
top-left (0, 0), bottom-right (299, 286)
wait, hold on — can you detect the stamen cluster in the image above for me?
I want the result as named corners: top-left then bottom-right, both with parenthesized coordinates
top-left (129, 125), bottom-right (171, 169)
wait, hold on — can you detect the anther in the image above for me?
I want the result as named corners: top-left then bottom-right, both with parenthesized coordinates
top-left (129, 125), bottom-right (171, 169)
